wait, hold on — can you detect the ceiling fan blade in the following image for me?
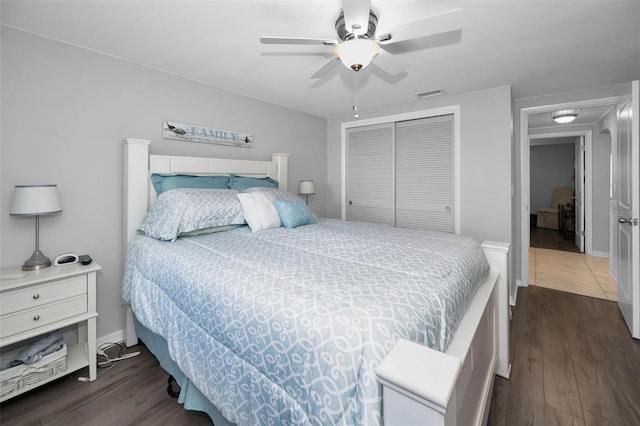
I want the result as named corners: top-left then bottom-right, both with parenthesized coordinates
top-left (342, 0), bottom-right (371, 35)
top-left (375, 48), bottom-right (405, 76)
top-left (377, 8), bottom-right (463, 45)
top-left (260, 36), bottom-right (338, 46)
top-left (310, 58), bottom-right (341, 79)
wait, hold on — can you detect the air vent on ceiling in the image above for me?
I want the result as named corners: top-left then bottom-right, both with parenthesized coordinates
top-left (416, 89), bottom-right (446, 99)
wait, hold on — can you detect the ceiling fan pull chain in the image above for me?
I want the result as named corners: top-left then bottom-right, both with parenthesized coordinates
top-left (353, 75), bottom-right (360, 119)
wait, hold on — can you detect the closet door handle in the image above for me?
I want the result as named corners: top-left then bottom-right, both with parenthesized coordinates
top-left (33, 315), bottom-right (40, 321)
top-left (348, 200), bottom-right (353, 206)
top-left (33, 294), bottom-right (40, 300)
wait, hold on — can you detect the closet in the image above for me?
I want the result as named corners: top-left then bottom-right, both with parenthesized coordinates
top-left (346, 114), bottom-right (455, 232)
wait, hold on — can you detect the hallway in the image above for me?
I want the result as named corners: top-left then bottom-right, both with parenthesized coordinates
top-left (529, 247), bottom-right (617, 301)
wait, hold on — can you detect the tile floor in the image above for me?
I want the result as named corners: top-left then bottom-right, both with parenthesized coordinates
top-left (528, 247), bottom-right (618, 301)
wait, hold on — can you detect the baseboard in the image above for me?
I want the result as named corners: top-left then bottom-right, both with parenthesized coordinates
top-left (97, 329), bottom-right (124, 349)
top-left (590, 250), bottom-right (609, 258)
top-left (510, 282), bottom-right (518, 306)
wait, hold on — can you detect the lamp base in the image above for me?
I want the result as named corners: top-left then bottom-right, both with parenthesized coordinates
top-left (22, 250), bottom-right (52, 271)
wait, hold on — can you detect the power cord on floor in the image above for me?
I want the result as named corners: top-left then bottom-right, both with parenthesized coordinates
top-left (97, 342), bottom-right (141, 366)
top-left (76, 342), bottom-right (141, 381)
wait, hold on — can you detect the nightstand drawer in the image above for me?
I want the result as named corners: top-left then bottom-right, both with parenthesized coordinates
top-left (0, 295), bottom-right (87, 338)
top-left (0, 276), bottom-right (86, 316)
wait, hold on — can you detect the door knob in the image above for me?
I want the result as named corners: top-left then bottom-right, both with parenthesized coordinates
top-left (619, 217), bottom-right (639, 226)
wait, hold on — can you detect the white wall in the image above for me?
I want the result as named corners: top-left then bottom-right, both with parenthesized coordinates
top-left (0, 27), bottom-right (327, 340)
top-left (326, 85), bottom-right (513, 245)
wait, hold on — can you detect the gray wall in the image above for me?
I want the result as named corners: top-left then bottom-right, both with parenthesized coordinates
top-left (1, 27), bottom-right (327, 340)
top-left (326, 85), bottom-right (513, 245)
top-left (600, 106), bottom-right (619, 272)
top-left (530, 142), bottom-right (576, 215)
top-left (592, 130), bottom-right (612, 254)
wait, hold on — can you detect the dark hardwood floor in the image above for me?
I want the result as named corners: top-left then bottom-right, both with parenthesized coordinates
top-left (488, 286), bottom-right (640, 426)
top-left (530, 217), bottom-right (580, 253)
top-left (2, 286), bottom-right (638, 425)
top-left (0, 344), bottom-right (212, 425)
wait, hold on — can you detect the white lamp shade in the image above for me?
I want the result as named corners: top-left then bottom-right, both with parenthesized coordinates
top-left (335, 39), bottom-right (379, 71)
top-left (298, 180), bottom-right (316, 195)
top-left (10, 185), bottom-right (62, 216)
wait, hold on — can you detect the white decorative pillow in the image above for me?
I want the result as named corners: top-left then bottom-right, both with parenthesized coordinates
top-left (237, 191), bottom-right (281, 232)
top-left (241, 187), bottom-right (300, 202)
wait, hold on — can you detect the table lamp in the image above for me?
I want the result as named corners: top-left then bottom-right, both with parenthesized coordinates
top-left (10, 184), bottom-right (62, 271)
top-left (298, 180), bottom-right (316, 205)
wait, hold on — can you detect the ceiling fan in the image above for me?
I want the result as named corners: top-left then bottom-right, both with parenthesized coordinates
top-left (260, 0), bottom-right (463, 79)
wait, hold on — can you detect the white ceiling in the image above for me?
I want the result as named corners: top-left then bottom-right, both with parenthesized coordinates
top-left (2, 1), bottom-right (639, 119)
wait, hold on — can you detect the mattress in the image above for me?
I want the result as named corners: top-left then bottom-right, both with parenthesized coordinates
top-left (122, 218), bottom-right (490, 425)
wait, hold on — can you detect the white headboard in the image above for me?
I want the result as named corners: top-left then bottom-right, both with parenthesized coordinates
top-left (148, 152), bottom-right (287, 206)
top-left (123, 138), bottom-right (289, 246)
top-left (122, 138), bottom-right (289, 345)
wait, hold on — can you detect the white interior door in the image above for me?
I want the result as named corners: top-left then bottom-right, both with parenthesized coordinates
top-left (616, 80), bottom-right (639, 339)
top-left (575, 137), bottom-right (585, 252)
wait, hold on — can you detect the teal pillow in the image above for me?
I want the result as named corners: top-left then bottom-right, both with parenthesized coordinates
top-left (273, 199), bottom-right (316, 229)
top-left (151, 174), bottom-right (229, 195)
top-left (228, 174), bottom-right (278, 191)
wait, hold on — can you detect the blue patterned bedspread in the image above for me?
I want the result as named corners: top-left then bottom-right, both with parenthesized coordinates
top-left (122, 218), bottom-right (489, 425)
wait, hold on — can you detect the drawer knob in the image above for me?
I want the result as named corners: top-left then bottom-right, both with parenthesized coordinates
top-left (33, 294), bottom-right (40, 300)
top-left (33, 315), bottom-right (40, 321)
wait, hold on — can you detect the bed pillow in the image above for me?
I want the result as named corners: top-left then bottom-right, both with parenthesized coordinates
top-left (241, 187), bottom-right (300, 202)
top-left (138, 188), bottom-right (245, 241)
top-left (151, 174), bottom-right (229, 196)
top-left (237, 191), bottom-right (281, 232)
top-left (228, 174), bottom-right (278, 191)
top-left (273, 199), bottom-right (316, 229)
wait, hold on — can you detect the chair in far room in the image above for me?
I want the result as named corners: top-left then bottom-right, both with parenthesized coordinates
top-left (536, 187), bottom-right (574, 230)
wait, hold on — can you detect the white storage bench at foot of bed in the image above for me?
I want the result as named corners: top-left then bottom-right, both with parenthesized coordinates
top-left (377, 242), bottom-right (509, 425)
top-left (376, 241), bottom-right (511, 426)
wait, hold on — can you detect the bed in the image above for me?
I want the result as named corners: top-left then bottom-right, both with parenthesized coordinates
top-left (121, 139), bottom-right (510, 425)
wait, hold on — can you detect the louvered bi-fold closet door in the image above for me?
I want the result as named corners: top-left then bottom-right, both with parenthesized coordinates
top-left (395, 115), bottom-right (454, 232)
top-left (346, 123), bottom-right (394, 224)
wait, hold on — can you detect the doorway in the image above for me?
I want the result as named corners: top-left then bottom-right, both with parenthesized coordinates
top-left (529, 136), bottom-right (582, 253)
top-left (520, 99), bottom-right (619, 300)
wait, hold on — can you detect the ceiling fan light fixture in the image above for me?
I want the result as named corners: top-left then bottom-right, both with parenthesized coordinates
top-left (552, 109), bottom-right (579, 124)
top-left (335, 38), bottom-right (379, 72)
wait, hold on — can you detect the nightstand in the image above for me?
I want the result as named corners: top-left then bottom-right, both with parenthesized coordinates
top-left (0, 262), bottom-right (100, 402)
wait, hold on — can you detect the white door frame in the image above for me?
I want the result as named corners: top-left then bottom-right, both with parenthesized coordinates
top-left (519, 96), bottom-right (620, 287)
